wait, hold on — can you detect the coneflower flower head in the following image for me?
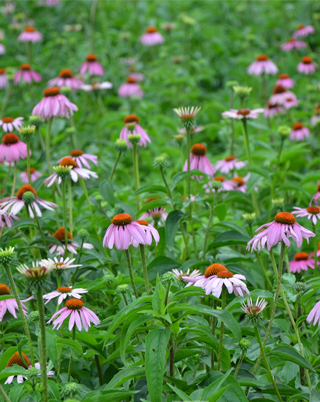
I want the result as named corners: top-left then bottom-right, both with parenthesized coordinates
top-left (18, 125), bottom-right (36, 142)
top-left (17, 261), bottom-right (53, 292)
top-left (115, 139), bottom-right (127, 153)
top-left (53, 164), bottom-right (72, 180)
top-left (278, 125), bottom-right (291, 136)
top-left (0, 247), bottom-right (18, 267)
top-left (241, 297), bottom-right (268, 323)
top-left (28, 115), bottom-right (42, 128)
top-left (243, 213), bottom-right (256, 225)
top-left (173, 106), bottom-right (201, 128)
top-left (78, 228), bottom-right (89, 241)
top-left (239, 338), bottom-right (251, 352)
top-left (233, 86), bottom-right (252, 101)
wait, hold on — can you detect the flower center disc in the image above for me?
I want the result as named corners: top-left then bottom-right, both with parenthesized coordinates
top-left (298, 24), bottom-right (305, 29)
top-left (274, 212), bottom-right (296, 225)
top-left (16, 184), bottom-right (37, 200)
top-left (302, 56), bottom-right (312, 64)
top-left (225, 155), bottom-right (235, 161)
top-left (21, 64), bottom-right (31, 71)
top-left (191, 143), bottom-right (207, 156)
top-left (146, 26), bottom-right (158, 33)
top-left (2, 117), bottom-right (13, 123)
top-left (217, 271), bottom-right (234, 278)
top-left (124, 114), bottom-right (139, 124)
top-left (58, 286), bottom-right (72, 293)
top-left (6, 352), bottom-right (30, 369)
top-left (59, 157), bottom-right (78, 168)
top-left (70, 150), bottom-right (83, 157)
top-left (2, 133), bottom-right (19, 145)
top-left (205, 263), bottom-right (228, 278)
top-left (0, 284), bottom-right (10, 295)
top-left (24, 27), bottom-right (35, 32)
top-left (25, 167), bottom-right (36, 173)
top-left (26, 267), bottom-right (47, 278)
top-left (112, 213), bottom-right (133, 226)
top-left (293, 122), bottom-right (303, 130)
top-left (279, 73), bottom-right (289, 79)
top-left (273, 84), bottom-right (286, 94)
top-left (237, 109), bottom-right (250, 116)
top-left (126, 77), bottom-right (137, 84)
top-left (135, 220), bottom-right (149, 226)
top-left (294, 252), bottom-right (309, 261)
top-left (86, 54), bottom-right (97, 62)
top-left (44, 87), bottom-right (61, 97)
top-left (214, 175), bottom-right (225, 182)
top-left (256, 54), bottom-right (269, 61)
top-left (66, 298), bottom-right (84, 310)
top-left (247, 305), bottom-right (261, 315)
top-left (307, 206), bottom-right (320, 214)
top-left (0, 68), bottom-right (5, 74)
top-left (53, 227), bottom-right (73, 242)
top-left (59, 68), bottom-right (74, 78)
top-left (232, 177), bottom-right (245, 186)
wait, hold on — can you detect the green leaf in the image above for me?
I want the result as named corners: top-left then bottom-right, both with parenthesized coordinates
top-left (57, 338), bottom-right (83, 355)
top-left (137, 199), bottom-right (170, 217)
top-left (147, 256), bottom-right (180, 281)
top-left (201, 369), bottom-right (233, 400)
top-left (82, 389), bottom-right (136, 402)
top-left (0, 347), bottom-right (18, 371)
top-left (46, 328), bottom-right (58, 363)
top-left (215, 204), bottom-right (227, 222)
top-left (207, 385), bottom-right (231, 402)
top-left (208, 230), bottom-right (250, 249)
top-left (165, 210), bottom-right (184, 251)
top-left (166, 383), bottom-right (193, 401)
top-left (99, 179), bottom-right (115, 207)
top-left (105, 366), bottom-right (144, 389)
top-left (171, 170), bottom-right (208, 190)
top-left (0, 366), bottom-right (28, 380)
top-left (268, 344), bottom-right (315, 372)
top-left (131, 185), bottom-right (169, 196)
top-left (145, 328), bottom-right (170, 402)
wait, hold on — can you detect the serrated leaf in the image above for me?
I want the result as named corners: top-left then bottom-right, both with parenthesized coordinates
top-left (268, 344), bottom-right (315, 372)
top-left (165, 210), bottom-right (183, 250)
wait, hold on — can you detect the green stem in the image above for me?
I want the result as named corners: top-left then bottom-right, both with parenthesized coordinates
top-left (56, 324), bottom-right (63, 384)
top-left (36, 289), bottom-right (48, 402)
top-left (139, 244), bottom-right (149, 294)
top-left (269, 138), bottom-right (284, 221)
top-left (262, 74), bottom-right (267, 105)
top-left (211, 298), bottom-right (217, 369)
top-left (11, 162), bottom-right (17, 197)
top-left (124, 249), bottom-right (138, 298)
top-left (72, 240), bottom-right (84, 286)
top-left (62, 180), bottom-right (68, 258)
top-left (69, 115), bottom-right (77, 149)
top-left (67, 326), bottom-right (76, 382)
top-left (203, 195), bottom-right (215, 260)
top-left (32, 206), bottom-right (48, 252)
top-left (68, 179), bottom-right (73, 235)
top-left (0, 385), bottom-right (11, 402)
top-left (132, 143), bottom-right (140, 211)
top-left (4, 266), bottom-right (35, 367)
top-left (179, 143), bottom-right (187, 199)
top-left (26, 42), bottom-right (32, 64)
top-left (2, 163), bottom-right (11, 196)
top-left (241, 119), bottom-right (252, 167)
top-left (95, 354), bottom-right (103, 386)
top-left (234, 350), bottom-right (245, 377)
top-left (159, 166), bottom-right (172, 200)
top-left (313, 223), bottom-right (318, 278)
top-left (45, 119), bottom-right (53, 175)
top-left (37, 127), bottom-right (45, 151)
top-left (81, 178), bottom-right (94, 220)
top-left (179, 221), bottom-right (190, 260)
top-left (26, 140), bottom-right (31, 184)
top-left (254, 326), bottom-right (283, 402)
top-left (109, 151), bottom-right (122, 181)
top-left (0, 84), bottom-right (10, 116)
top-left (217, 287), bottom-right (227, 371)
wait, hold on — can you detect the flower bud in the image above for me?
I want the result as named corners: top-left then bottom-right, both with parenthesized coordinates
top-left (272, 198), bottom-right (284, 209)
top-left (173, 134), bottom-right (185, 144)
top-left (29, 115), bottom-right (43, 128)
top-left (116, 284), bottom-right (129, 294)
top-left (294, 282), bottom-right (309, 294)
top-left (210, 181), bottom-right (222, 190)
top-left (239, 338), bottom-right (251, 352)
top-left (115, 139), bottom-right (127, 153)
top-left (53, 165), bottom-right (72, 180)
top-left (78, 229), bottom-right (89, 241)
top-left (18, 125), bottom-right (36, 142)
top-left (153, 154), bottom-right (169, 168)
top-left (242, 213), bottom-right (256, 225)
top-left (27, 310), bottom-right (40, 323)
top-left (160, 272), bottom-right (180, 286)
top-left (226, 80), bottom-right (239, 88)
top-left (61, 86), bottom-right (72, 95)
top-left (0, 247), bottom-right (18, 267)
top-left (128, 134), bottom-right (141, 145)
top-left (278, 125), bottom-right (291, 136)
top-left (233, 86), bottom-right (252, 98)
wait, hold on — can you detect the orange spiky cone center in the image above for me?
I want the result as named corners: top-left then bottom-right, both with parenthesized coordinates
top-left (59, 157), bottom-right (78, 168)
top-left (112, 213), bottom-right (133, 226)
top-left (70, 150), bottom-right (83, 157)
top-left (225, 155), bottom-right (235, 161)
top-left (124, 114), bottom-right (139, 124)
top-left (2, 133), bottom-right (19, 145)
top-left (256, 54), bottom-right (269, 61)
top-left (146, 26), bottom-right (158, 33)
top-left (273, 84), bottom-right (286, 94)
top-left (59, 68), bottom-right (74, 78)
top-left (16, 184), bottom-right (37, 200)
top-left (2, 117), bottom-right (14, 123)
top-left (0, 68), bottom-right (5, 75)
top-left (24, 27), bottom-right (35, 33)
top-left (126, 77), bottom-right (137, 84)
top-left (53, 227), bottom-right (73, 242)
top-left (57, 286), bottom-right (72, 293)
top-left (135, 220), bottom-right (149, 226)
top-left (307, 206), bottom-right (320, 214)
top-left (293, 122), bottom-right (304, 130)
top-left (86, 54), bottom-right (97, 62)
top-left (217, 271), bottom-right (234, 278)
top-left (302, 56), bottom-right (312, 64)
top-left (0, 284), bottom-right (10, 295)
top-left (274, 212), bottom-right (296, 225)
top-left (232, 177), bottom-right (245, 187)
top-left (214, 176), bottom-right (225, 182)
top-left (191, 143), bottom-right (207, 156)
top-left (6, 352), bottom-right (30, 369)
top-left (294, 252), bottom-right (309, 261)
top-left (44, 87), bottom-right (60, 97)
top-left (279, 73), bottom-right (289, 79)
top-left (237, 108), bottom-right (250, 116)
top-left (66, 298), bottom-right (84, 310)
top-left (205, 263), bottom-right (228, 278)
top-left (21, 64), bottom-right (31, 71)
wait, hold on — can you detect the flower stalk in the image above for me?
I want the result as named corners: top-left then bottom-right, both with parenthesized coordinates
top-left (139, 244), bottom-right (149, 294)
top-left (217, 286), bottom-right (227, 371)
top-left (124, 249), bottom-right (138, 298)
top-left (132, 143), bottom-right (140, 210)
top-left (36, 288), bottom-right (48, 402)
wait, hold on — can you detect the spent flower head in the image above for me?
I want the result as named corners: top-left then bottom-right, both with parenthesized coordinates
top-left (18, 125), bottom-right (36, 142)
top-left (173, 106), bottom-right (201, 128)
top-left (241, 297), bottom-right (268, 323)
top-left (115, 139), bottom-right (127, 153)
top-left (17, 262), bottom-right (53, 293)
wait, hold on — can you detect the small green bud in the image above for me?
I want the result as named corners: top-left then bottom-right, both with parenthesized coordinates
top-left (233, 86), bottom-right (252, 97)
top-left (18, 125), bottom-right (36, 142)
top-left (27, 310), bottom-right (40, 323)
top-left (294, 282), bottom-right (309, 294)
top-left (226, 80), bottom-right (239, 88)
top-left (29, 115), bottom-right (43, 128)
top-left (239, 338), bottom-right (251, 352)
top-left (116, 284), bottom-right (129, 294)
top-left (173, 134), bottom-right (185, 144)
top-left (61, 383), bottom-right (81, 399)
top-left (94, 194), bottom-right (103, 203)
top-left (61, 86), bottom-right (72, 95)
top-left (210, 181), bottom-right (222, 190)
top-left (242, 213), bottom-right (256, 225)
top-left (22, 191), bottom-right (36, 204)
top-left (0, 247), bottom-right (18, 267)
top-left (78, 229), bottom-right (89, 241)
top-left (66, 127), bottom-right (75, 134)
top-left (272, 198), bottom-right (284, 208)
top-left (101, 201), bottom-right (108, 209)
top-left (160, 272), bottom-right (180, 287)
top-left (53, 165), bottom-right (72, 180)
top-left (278, 126), bottom-right (291, 136)
top-left (115, 139), bottom-right (127, 153)
top-left (27, 367), bottom-right (41, 379)
top-left (128, 134), bottom-right (141, 145)
top-left (153, 154), bottom-right (169, 168)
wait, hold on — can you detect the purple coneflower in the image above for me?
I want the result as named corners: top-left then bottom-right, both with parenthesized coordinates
top-left (232, 174), bottom-right (250, 193)
top-left (183, 144), bottom-right (215, 179)
top-left (58, 150), bottom-right (98, 169)
top-left (269, 84), bottom-right (297, 106)
top-left (0, 69), bottom-right (8, 89)
top-left (32, 87), bottom-right (78, 121)
top-left (311, 105), bottom-right (320, 127)
top-left (289, 252), bottom-right (316, 274)
top-left (80, 54), bottom-right (104, 76)
top-left (0, 117), bottom-right (23, 132)
top-left (0, 210), bottom-right (19, 229)
top-left (0, 284), bottom-right (32, 321)
top-left (204, 175), bottom-right (236, 193)
top-left (43, 286), bottom-right (87, 305)
top-left (133, 220), bottom-right (160, 247)
top-left (290, 122), bottom-right (310, 142)
top-left (276, 73), bottom-right (295, 89)
top-left (139, 26), bottom-right (165, 46)
top-left (283, 96), bottom-right (299, 109)
top-left (222, 108), bottom-right (264, 120)
top-left (49, 227), bottom-right (93, 256)
top-left (118, 77), bottom-right (144, 98)
top-left (241, 297), bottom-right (268, 317)
top-left (18, 26), bottom-right (42, 42)
top-left (247, 212), bottom-right (315, 251)
top-left (281, 38), bottom-right (306, 51)
top-left (307, 300), bottom-right (320, 326)
top-left (297, 56), bottom-right (317, 75)
top-left (292, 206), bottom-right (320, 225)
top-left (141, 198), bottom-right (168, 224)
top-left (80, 81), bottom-right (112, 91)
top-left (247, 54), bottom-right (278, 76)
top-left (292, 24), bottom-right (315, 39)
top-left (120, 115), bottom-right (150, 148)
top-left (0, 133), bottom-right (28, 163)
top-left (172, 268), bottom-right (201, 281)
top-left (47, 68), bottom-right (84, 91)
top-left (40, 256), bottom-right (81, 270)
top-left (264, 102), bottom-right (284, 118)
top-left (20, 167), bottom-right (42, 183)
top-left (215, 155), bottom-right (245, 174)
top-left (14, 64), bottom-right (42, 84)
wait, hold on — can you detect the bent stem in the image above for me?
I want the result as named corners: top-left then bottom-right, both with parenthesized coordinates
top-left (254, 326), bottom-right (283, 402)
top-left (36, 288), bottom-right (48, 402)
top-left (11, 162), bottom-right (17, 197)
top-left (124, 249), bottom-right (138, 298)
top-left (4, 266), bottom-right (35, 367)
top-left (313, 223), bottom-right (318, 278)
top-left (0, 385), bottom-right (11, 402)
top-left (81, 178), bottom-right (94, 220)
top-left (139, 244), bottom-right (149, 294)
top-left (67, 326), bottom-right (76, 382)
top-left (217, 287), bottom-right (227, 371)
top-left (132, 143), bottom-right (140, 210)
top-left (109, 151), bottom-right (122, 181)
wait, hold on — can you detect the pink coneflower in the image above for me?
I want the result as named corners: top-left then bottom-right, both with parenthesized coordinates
top-left (45, 157), bottom-right (98, 187)
top-left (311, 105), bottom-right (320, 127)
top-left (0, 44), bottom-right (5, 55)
top-left (18, 26), bottom-right (42, 43)
top-left (0, 117), bottom-right (23, 132)
top-left (247, 212), bottom-right (315, 251)
top-left (49, 227), bottom-right (93, 256)
top-left (1, 184), bottom-right (58, 218)
top-left (47, 68), bottom-right (84, 91)
top-left (58, 150), bottom-right (98, 169)
top-left (118, 77), bottom-right (144, 98)
top-left (307, 300), bottom-right (320, 326)
top-left (215, 155), bottom-right (245, 174)
top-left (80, 54), bottom-right (104, 76)
top-left (48, 298), bottom-right (100, 331)
top-left (43, 286), bottom-right (87, 305)
top-left (0, 284), bottom-right (32, 321)
top-left (32, 87), bottom-right (78, 120)
top-left (264, 102), bottom-right (284, 118)
top-left (203, 176), bottom-right (236, 193)
top-left (281, 38), bottom-right (307, 51)
top-left (222, 108), bottom-right (264, 120)
top-left (184, 144), bottom-right (215, 179)
top-left (133, 220), bottom-right (160, 247)
top-left (103, 213), bottom-right (147, 250)
top-left (247, 54), bottom-right (278, 76)
top-left (40, 256), bottom-right (81, 270)
top-left (297, 56), bottom-right (317, 75)
top-left (241, 297), bottom-right (268, 318)
top-left (276, 73), bottom-right (295, 89)
top-left (0, 68), bottom-right (8, 89)
top-left (141, 198), bottom-right (168, 224)
top-left (139, 26), bottom-right (165, 46)
top-left (178, 125), bottom-right (204, 135)
top-left (184, 264), bottom-right (249, 297)
top-left (0, 133), bottom-right (28, 163)
top-left (128, 66), bottom-right (145, 82)
top-left (312, 183), bottom-right (320, 206)
top-left (172, 268), bottom-right (201, 281)
top-left (283, 96), bottom-right (299, 109)
top-left (80, 81), bottom-right (112, 91)
top-left (290, 122), bottom-right (310, 142)
top-left (20, 167), bottom-right (42, 183)
top-left (14, 64), bottom-right (42, 84)
top-left (293, 24), bottom-right (315, 39)
top-left (310, 241), bottom-right (320, 258)
top-left (0, 210), bottom-right (19, 229)
top-left (292, 206), bottom-right (320, 225)
top-left (269, 84), bottom-right (297, 106)
top-left (120, 115), bottom-right (151, 148)
top-left (232, 174), bottom-right (250, 193)
top-left (289, 252), bottom-right (316, 273)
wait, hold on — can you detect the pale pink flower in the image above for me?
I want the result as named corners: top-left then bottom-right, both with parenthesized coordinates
top-left (1, 184), bottom-right (58, 218)
top-left (47, 68), bottom-right (84, 91)
top-left (80, 54), bottom-right (104, 76)
top-left (58, 150), bottom-right (98, 169)
top-left (276, 73), bottom-right (295, 89)
top-left (290, 122), bottom-right (310, 141)
top-left (139, 26), bottom-right (164, 46)
top-left (0, 284), bottom-right (32, 321)
top-left (103, 213), bottom-right (147, 250)
top-left (0, 44), bottom-right (5, 55)
top-left (118, 77), bottom-right (144, 98)
top-left (48, 299), bottom-right (100, 332)
top-left (18, 26), bottom-right (42, 42)
top-left (120, 114), bottom-right (150, 148)
top-left (179, 125), bottom-right (204, 135)
top-left (307, 300), bottom-right (320, 326)
top-left (141, 199), bottom-right (168, 224)
top-left (283, 96), bottom-right (299, 109)
top-left (293, 24), bottom-right (315, 39)
top-left (184, 144), bottom-right (215, 179)
top-left (215, 156), bottom-right (245, 174)
top-left (14, 64), bottom-right (42, 84)
top-left (80, 81), bottom-right (112, 91)
top-left (311, 105), bottom-right (320, 126)
top-left (43, 286), bottom-right (87, 305)
top-left (292, 206), bottom-right (320, 225)
top-left (0, 68), bottom-right (8, 89)
top-left (247, 212), bottom-right (315, 251)
top-left (49, 227), bottom-right (93, 256)
top-left (129, 72), bottom-right (145, 82)
top-left (0, 210), bottom-right (19, 229)
top-left (281, 38), bottom-right (306, 51)
top-left (132, 220), bottom-right (160, 247)
top-left (241, 297), bottom-right (268, 317)
top-left (232, 174), bottom-right (250, 193)
top-left (32, 87), bottom-right (77, 120)
top-left (222, 108), bottom-right (264, 119)
top-left (172, 268), bottom-right (201, 281)
top-left (40, 257), bottom-right (81, 271)
top-left (264, 102), bottom-right (284, 118)
top-left (247, 55), bottom-right (278, 76)
top-left (203, 176), bottom-right (236, 193)
top-left (269, 84), bottom-right (297, 106)
top-left (0, 133), bottom-right (28, 163)
top-left (0, 117), bottom-right (23, 132)
top-left (20, 167), bottom-right (42, 183)
top-left (289, 252), bottom-right (317, 274)
top-left (297, 56), bottom-right (317, 75)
